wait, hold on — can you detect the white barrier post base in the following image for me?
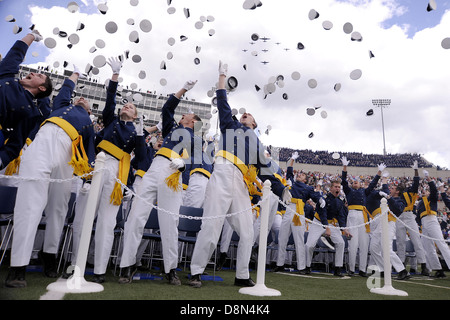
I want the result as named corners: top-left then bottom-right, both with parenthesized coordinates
top-left (239, 180), bottom-right (281, 297)
top-left (370, 285), bottom-right (408, 297)
top-left (47, 276), bottom-right (104, 294)
top-left (239, 284), bottom-right (281, 297)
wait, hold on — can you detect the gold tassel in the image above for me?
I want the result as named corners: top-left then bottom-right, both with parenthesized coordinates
top-left (68, 135), bottom-right (93, 177)
top-left (110, 182), bottom-right (123, 206)
top-left (292, 214), bottom-right (302, 226)
top-left (4, 151), bottom-right (22, 176)
top-left (165, 171), bottom-right (182, 192)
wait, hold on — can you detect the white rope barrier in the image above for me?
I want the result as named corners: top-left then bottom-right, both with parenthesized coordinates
top-left (2, 166), bottom-right (448, 244)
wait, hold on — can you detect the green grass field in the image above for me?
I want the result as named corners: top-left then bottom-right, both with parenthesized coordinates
top-left (1, 263), bottom-right (449, 302)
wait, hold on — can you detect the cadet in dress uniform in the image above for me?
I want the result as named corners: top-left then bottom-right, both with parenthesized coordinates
top-left (305, 180), bottom-right (350, 276)
top-left (341, 156), bottom-right (382, 276)
top-left (416, 171), bottom-right (450, 278)
top-left (118, 79), bottom-right (200, 285)
top-left (395, 161), bottom-right (428, 275)
top-left (0, 31), bottom-right (53, 170)
top-left (73, 57), bottom-right (146, 283)
top-left (189, 61), bottom-right (292, 288)
top-left (182, 137), bottom-right (213, 208)
top-left (274, 156), bottom-right (325, 274)
top-left (5, 67), bottom-right (95, 288)
top-left (367, 174), bottom-right (410, 280)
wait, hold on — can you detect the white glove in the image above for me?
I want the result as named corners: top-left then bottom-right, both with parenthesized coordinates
top-left (135, 116), bottom-right (144, 136)
top-left (282, 187), bottom-right (292, 204)
top-left (219, 60), bottom-right (228, 76)
top-left (72, 64), bottom-right (86, 79)
top-left (411, 160), bottom-right (418, 170)
top-left (291, 151), bottom-right (299, 160)
top-left (183, 80), bottom-right (198, 91)
top-left (107, 56), bottom-right (123, 75)
top-left (319, 197), bottom-right (326, 208)
top-left (341, 156), bottom-right (349, 166)
top-left (156, 120), bottom-right (162, 131)
top-left (379, 191), bottom-right (388, 198)
top-left (378, 162), bottom-right (387, 172)
top-left (170, 158), bottom-right (185, 172)
top-left (29, 29), bottom-right (43, 42)
top-left (423, 169), bottom-right (429, 177)
top-left (382, 170), bottom-right (390, 178)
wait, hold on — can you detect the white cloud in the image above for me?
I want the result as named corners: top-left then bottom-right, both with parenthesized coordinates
top-left (21, 0), bottom-right (450, 169)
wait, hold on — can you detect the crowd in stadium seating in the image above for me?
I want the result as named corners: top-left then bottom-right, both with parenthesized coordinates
top-left (276, 147), bottom-right (433, 168)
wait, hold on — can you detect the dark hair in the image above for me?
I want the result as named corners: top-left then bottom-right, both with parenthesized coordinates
top-left (193, 114), bottom-right (202, 122)
top-left (395, 183), bottom-right (405, 195)
top-left (35, 75), bottom-right (53, 99)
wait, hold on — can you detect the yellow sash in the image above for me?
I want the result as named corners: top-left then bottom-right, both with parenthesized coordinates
top-left (403, 192), bottom-right (418, 212)
top-left (190, 167), bottom-right (211, 179)
top-left (135, 169), bottom-right (146, 178)
top-left (371, 207), bottom-right (396, 222)
top-left (216, 150), bottom-right (263, 196)
top-left (155, 147), bottom-right (184, 192)
top-left (420, 197), bottom-right (437, 219)
top-left (4, 138), bottom-right (32, 176)
top-left (314, 212), bottom-right (338, 226)
top-left (348, 205), bottom-right (371, 233)
top-left (98, 140), bottom-right (131, 205)
top-left (42, 117), bottom-right (92, 177)
top-left (291, 198), bottom-right (304, 226)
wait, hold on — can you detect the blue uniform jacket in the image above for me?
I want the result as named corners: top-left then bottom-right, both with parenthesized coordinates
top-left (95, 80), bottom-right (145, 162)
top-left (0, 40), bottom-right (47, 167)
top-left (49, 78), bottom-right (96, 166)
top-left (342, 170), bottom-right (380, 206)
top-left (322, 192), bottom-right (347, 227)
top-left (416, 180), bottom-right (438, 226)
top-left (215, 89), bottom-right (286, 198)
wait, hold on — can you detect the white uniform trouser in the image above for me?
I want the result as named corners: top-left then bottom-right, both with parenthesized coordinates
top-left (11, 124), bottom-right (72, 266)
top-left (276, 203), bottom-right (306, 270)
top-left (182, 172), bottom-right (209, 208)
top-left (421, 214), bottom-right (450, 270)
top-left (306, 218), bottom-right (345, 268)
top-left (219, 219), bottom-right (234, 253)
top-left (346, 209), bottom-right (370, 272)
top-left (369, 216), bottom-right (404, 272)
top-left (395, 211), bottom-right (426, 264)
top-left (190, 158), bottom-right (254, 280)
top-left (71, 153), bottom-right (122, 274)
top-left (120, 156), bottom-right (181, 273)
top-left (253, 192), bottom-right (278, 244)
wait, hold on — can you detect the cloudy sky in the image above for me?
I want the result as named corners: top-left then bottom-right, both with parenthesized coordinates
top-left (1, 0), bottom-right (450, 170)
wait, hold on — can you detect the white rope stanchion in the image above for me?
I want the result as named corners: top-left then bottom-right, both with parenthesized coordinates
top-left (370, 198), bottom-right (408, 297)
top-left (240, 180), bottom-right (281, 297)
top-left (46, 152), bottom-right (106, 294)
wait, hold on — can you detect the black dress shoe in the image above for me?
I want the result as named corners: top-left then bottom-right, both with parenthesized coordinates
top-left (189, 274), bottom-right (202, 288)
top-left (166, 269), bottom-right (181, 285)
top-left (298, 267), bottom-right (311, 275)
top-left (433, 270), bottom-right (446, 278)
top-left (272, 265), bottom-right (285, 272)
top-left (334, 267), bottom-right (344, 277)
top-left (397, 269), bottom-right (410, 280)
top-left (358, 270), bottom-right (368, 277)
top-left (234, 277), bottom-right (255, 287)
top-left (92, 273), bottom-right (106, 283)
top-left (39, 251), bottom-right (58, 278)
top-left (118, 265), bottom-right (138, 284)
top-left (5, 266), bottom-right (27, 288)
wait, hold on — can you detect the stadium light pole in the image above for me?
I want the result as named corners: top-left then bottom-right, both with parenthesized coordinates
top-left (372, 99), bottom-right (391, 156)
